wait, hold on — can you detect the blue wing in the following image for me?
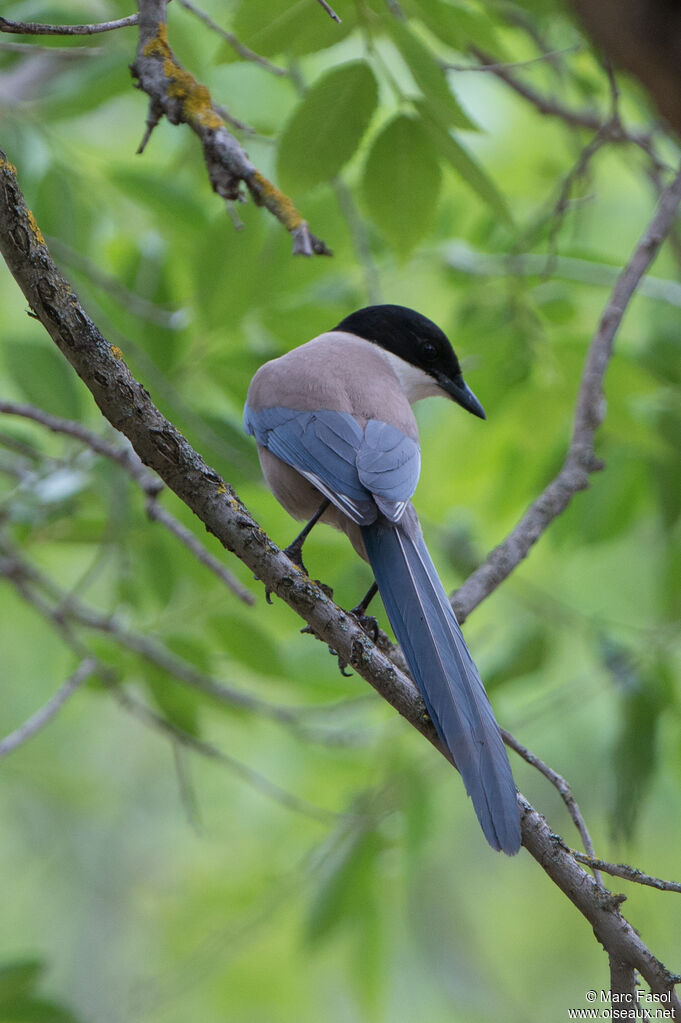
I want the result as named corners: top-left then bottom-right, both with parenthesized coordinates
top-left (357, 420), bottom-right (421, 522)
top-left (244, 403), bottom-right (420, 524)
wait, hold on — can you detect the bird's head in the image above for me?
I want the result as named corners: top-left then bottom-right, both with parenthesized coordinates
top-left (334, 304), bottom-right (485, 419)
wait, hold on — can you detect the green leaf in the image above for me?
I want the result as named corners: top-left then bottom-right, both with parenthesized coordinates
top-left (485, 625), bottom-right (549, 690)
top-left (648, 455), bottom-right (681, 529)
top-left (4, 341), bottom-right (82, 420)
top-left (108, 167), bottom-right (210, 234)
top-left (145, 665), bottom-right (201, 738)
top-left (231, 0), bottom-right (354, 58)
top-left (362, 115), bottom-right (442, 254)
top-left (638, 331), bottom-right (681, 386)
top-left (0, 961), bottom-right (43, 1002)
top-left (40, 52), bottom-right (130, 122)
top-left (601, 640), bottom-right (672, 839)
top-left (387, 19), bottom-right (477, 130)
top-left (306, 826), bottom-right (380, 943)
top-left (0, 996), bottom-right (82, 1022)
top-left (406, 0), bottom-right (504, 53)
top-left (415, 102), bottom-right (512, 224)
top-left (551, 447), bottom-right (643, 546)
top-left (277, 62), bottom-right (378, 194)
top-left (207, 612), bottom-right (287, 678)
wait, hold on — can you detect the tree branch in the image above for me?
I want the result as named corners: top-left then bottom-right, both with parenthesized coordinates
top-left (0, 658), bottom-right (96, 758)
top-left (571, 852), bottom-right (681, 895)
top-left (0, 551), bottom-right (344, 822)
top-left (0, 399), bottom-right (253, 604)
top-left (315, 0), bottom-right (342, 23)
top-left (0, 15), bottom-right (138, 36)
top-left (0, 536), bottom-right (284, 723)
top-left (501, 728), bottom-right (602, 884)
top-left (175, 0), bottom-right (289, 77)
top-left (0, 150), bottom-right (679, 1010)
top-left (131, 1), bottom-right (331, 256)
top-left (469, 45), bottom-right (659, 159)
top-left (451, 162), bottom-right (681, 623)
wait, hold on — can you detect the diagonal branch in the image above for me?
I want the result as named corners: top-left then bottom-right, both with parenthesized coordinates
top-left (452, 162), bottom-right (681, 623)
top-left (0, 150), bottom-right (679, 1011)
top-left (0, 553), bottom-right (343, 823)
top-left (0, 399), bottom-right (254, 604)
top-left (469, 46), bottom-right (659, 159)
top-left (175, 0), bottom-right (289, 77)
top-left (501, 727), bottom-right (602, 884)
top-left (0, 657), bottom-right (96, 758)
top-left (131, 1), bottom-right (331, 256)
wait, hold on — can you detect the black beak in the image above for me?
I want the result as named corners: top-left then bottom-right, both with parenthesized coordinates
top-left (438, 373), bottom-right (486, 420)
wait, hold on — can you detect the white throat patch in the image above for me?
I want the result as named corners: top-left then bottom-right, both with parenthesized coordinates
top-left (378, 348), bottom-right (443, 404)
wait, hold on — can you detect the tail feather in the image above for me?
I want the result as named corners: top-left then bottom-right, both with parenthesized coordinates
top-left (361, 507), bottom-right (521, 855)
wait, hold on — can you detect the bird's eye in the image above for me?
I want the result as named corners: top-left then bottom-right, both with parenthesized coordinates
top-left (420, 341), bottom-right (438, 362)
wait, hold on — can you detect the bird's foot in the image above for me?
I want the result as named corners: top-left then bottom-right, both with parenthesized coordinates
top-left (299, 624), bottom-right (351, 676)
top-left (349, 605), bottom-right (379, 644)
top-left (282, 537), bottom-right (308, 577)
top-left (330, 647), bottom-right (353, 677)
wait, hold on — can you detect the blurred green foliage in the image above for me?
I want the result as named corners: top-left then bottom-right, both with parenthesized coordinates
top-left (0, 1), bottom-right (680, 1021)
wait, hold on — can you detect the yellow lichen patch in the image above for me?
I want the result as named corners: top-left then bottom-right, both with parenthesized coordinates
top-left (166, 65), bottom-right (223, 130)
top-left (250, 171), bottom-right (303, 230)
top-left (143, 21), bottom-right (171, 60)
top-left (0, 156), bottom-right (17, 174)
top-left (216, 482), bottom-right (227, 496)
top-left (26, 208), bottom-right (45, 246)
top-left (110, 345), bottom-right (124, 359)
top-left (143, 21), bottom-right (222, 131)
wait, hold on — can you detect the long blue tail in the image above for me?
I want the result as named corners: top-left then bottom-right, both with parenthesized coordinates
top-left (361, 508), bottom-right (521, 855)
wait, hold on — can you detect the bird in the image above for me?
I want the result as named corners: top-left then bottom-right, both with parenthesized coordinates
top-left (243, 304), bottom-right (521, 855)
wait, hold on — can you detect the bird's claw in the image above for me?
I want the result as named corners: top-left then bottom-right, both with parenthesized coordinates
top-left (329, 647), bottom-right (352, 677)
top-left (351, 611), bottom-right (379, 643)
top-left (282, 539), bottom-right (307, 576)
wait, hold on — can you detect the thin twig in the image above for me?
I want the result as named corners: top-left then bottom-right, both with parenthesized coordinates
top-left (47, 236), bottom-right (189, 330)
top-left (146, 498), bottom-right (254, 604)
top-left (470, 46), bottom-right (659, 160)
top-left (0, 15), bottom-right (138, 36)
top-left (175, 0), bottom-right (289, 77)
top-left (571, 852), bottom-right (681, 895)
top-left (444, 45), bottom-right (580, 73)
top-left (444, 243), bottom-right (681, 307)
top-left (0, 540), bottom-right (278, 720)
top-left (0, 557), bottom-right (342, 825)
top-left (502, 728), bottom-right (602, 885)
top-left (0, 400), bottom-right (153, 479)
top-left (171, 740), bottom-right (202, 832)
top-left (0, 658), bottom-right (96, 758)
top-left (333, 178), bottom-right (383, 304)
top-left (0, 402), bottom-right (252, 604)
top-left (111, 685), bottom-right (340, 825)
top-left (0, 40), bottom-right (102, 57)
top-left (545, 127), bottom-right (611, 265)
top-left (315, 0), bottom-right (342, 23)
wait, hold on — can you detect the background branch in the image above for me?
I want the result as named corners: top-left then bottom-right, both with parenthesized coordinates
top-left (451, 163), bottom-right (681, 623)
top-left (0, 399), bottom-right (253, 604)
top-left (0, 657), bottom-right (96, 758)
